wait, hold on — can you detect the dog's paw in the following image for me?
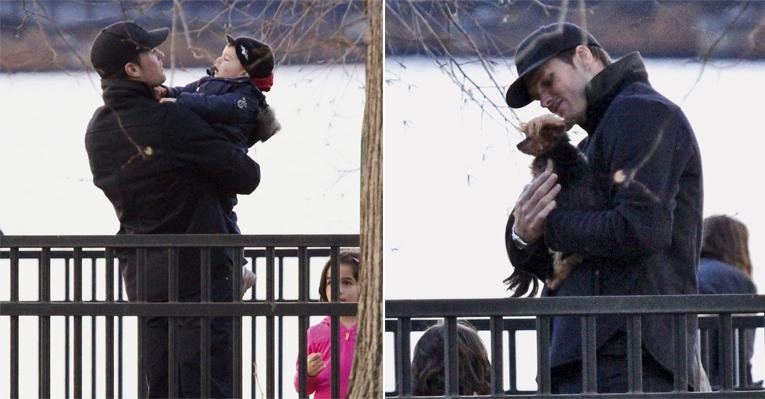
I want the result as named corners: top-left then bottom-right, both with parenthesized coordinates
top-left (545, 277), bottom-right (563, 291)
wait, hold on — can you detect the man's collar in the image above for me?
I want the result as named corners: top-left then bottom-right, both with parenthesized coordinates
top-left (101, 78), bottom-right (155, 102)
top-left (581, 52), bottom-right (649, 133)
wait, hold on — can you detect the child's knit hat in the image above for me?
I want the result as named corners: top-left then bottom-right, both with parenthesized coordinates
top-left (226, 35), bottom-right (274, 79)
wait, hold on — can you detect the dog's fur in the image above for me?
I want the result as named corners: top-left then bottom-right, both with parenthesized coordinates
top-left (505, 122), bottom-right (607, 297)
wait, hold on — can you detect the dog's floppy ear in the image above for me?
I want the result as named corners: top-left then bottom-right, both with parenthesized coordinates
top-left (539, 123), bottom-right (567, 141)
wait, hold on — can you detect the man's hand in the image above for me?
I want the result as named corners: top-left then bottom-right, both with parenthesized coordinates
top-left (513, 159), bottom-right (560, 244)
top-left (306, 352), bottom-right (326, 377)
top-left (153, 85), bottom-right (167, 101)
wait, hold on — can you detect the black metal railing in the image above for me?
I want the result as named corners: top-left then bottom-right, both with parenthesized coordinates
top-left (1, 234), bottom-right (359, 398)
top-left (385, 296), bottom-right (765, 398)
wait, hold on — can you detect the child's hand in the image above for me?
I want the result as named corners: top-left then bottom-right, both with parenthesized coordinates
top-left (153, 85), bottom-right (167, 101)
top-left (159, 97), bottom-right (177, 103)
top-left (306, 352), bottom-right (326, 377)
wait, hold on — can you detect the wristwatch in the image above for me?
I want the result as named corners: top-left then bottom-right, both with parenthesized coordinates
top-left (511, 225), bottom-right (530, 250)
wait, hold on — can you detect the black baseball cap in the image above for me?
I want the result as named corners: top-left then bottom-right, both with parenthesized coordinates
top-left (90, 21), bottom-right (169, 78)
top-left (505, 22), bottom-right (601, 108)
top-left (226, 34), bottom-right (274, 78)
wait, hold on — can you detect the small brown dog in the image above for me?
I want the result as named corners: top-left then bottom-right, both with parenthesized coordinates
top-left (506, 115), bottom-right (607, 295)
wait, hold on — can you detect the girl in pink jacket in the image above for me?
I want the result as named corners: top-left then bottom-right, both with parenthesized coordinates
top-left (294, 251), bottom-right (360, 398)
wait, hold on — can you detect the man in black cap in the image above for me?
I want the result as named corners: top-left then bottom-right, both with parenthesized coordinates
top-left (86, 21), bottom-right (261, 397)
top-left (504, 23), bottom-right (704, 393)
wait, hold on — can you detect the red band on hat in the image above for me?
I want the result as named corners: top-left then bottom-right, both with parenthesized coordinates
top-left (251, 73), bottom-right (273, 92)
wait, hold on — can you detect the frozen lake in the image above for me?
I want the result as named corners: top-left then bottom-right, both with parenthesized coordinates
top-left (0, 65), bottom-right (364, 236)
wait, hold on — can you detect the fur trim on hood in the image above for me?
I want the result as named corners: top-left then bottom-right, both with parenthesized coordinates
top-left (250, 106), bottom-right (281, 145)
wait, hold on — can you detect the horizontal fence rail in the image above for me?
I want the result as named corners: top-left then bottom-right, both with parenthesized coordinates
top-left (386, 296), bottom-right (765, 398)
top-left (1, 234), bottom-right (359, 399)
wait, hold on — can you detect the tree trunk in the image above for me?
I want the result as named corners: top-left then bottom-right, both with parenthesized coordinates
top-left (347, 0), bottom-right (383, 397)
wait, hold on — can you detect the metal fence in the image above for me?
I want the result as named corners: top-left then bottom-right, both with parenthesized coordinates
top-left (386, 296), bottom-right (765, 398)
top-left (0, 234), bottom-right (359, 398)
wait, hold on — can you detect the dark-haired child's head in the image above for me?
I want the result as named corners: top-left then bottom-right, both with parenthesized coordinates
top-left (211, 35), bottom-right (274, 81)
top-left (702, 215), bottom-right (752, 277)
top-left (225, 35), bottom-right (274, 78)
top-left (411, 321), bottom-right (491, 396)
top-left (318, 250), bottom-right (360, 303)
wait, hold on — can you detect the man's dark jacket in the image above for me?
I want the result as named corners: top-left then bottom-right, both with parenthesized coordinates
top-left (85, 78), bottom-right (261, 301)
top-left (506, 53), bottom-right (704, 383)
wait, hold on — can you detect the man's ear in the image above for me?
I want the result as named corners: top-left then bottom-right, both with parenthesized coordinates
top-left (573, 45), bottom-right (593, 67)
top-left (125, 62), bottom-right (141, 78)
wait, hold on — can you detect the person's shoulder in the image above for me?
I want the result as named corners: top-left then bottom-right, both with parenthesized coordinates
top-left (307, 318), bottom-right (332, 341)
top-left (605, 83), bottom-right (692, 142)
top-left (86, 105), bottom-right (110, 129)
top-left (611, 83), bottom-right (676, 116)
top-left (698, 258), bottom-right (756, 294)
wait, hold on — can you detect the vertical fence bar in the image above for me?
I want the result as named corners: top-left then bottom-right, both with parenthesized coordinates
top-left (39, 247), bottom-right (51, 398)
top-left (395, 317), bottom-right (412, 395)
top-left (65, 257), bottom-right (71, 398)
top-left (627, 315), bottom-right (643, 393)
top-left (278, 256), bottom-right (284, 399)
top-left (233, 248), bottom-right (242, 300)
top-left (10, 247), bottom-right (19, 399)
top-left (231, 244), bottom-right (243, 396)
top-left (91, 257), bottom-right (98, 398)
top-left (701, 327), bottom-right (711, 378)
top-left (581, 315), bottom-right (597, 393)
top-left (444, 317), bottom-right (459, 396)
top-left (673, 314), bottom-right (689, 391)
top-left (508, 328), bottom-right (518, 392)
top-left (251, 255), bottom-right (258, 399)
top-left (73, 248), bottom-right (83, 399)
top-left (720, 313), bottom-right (735, 390)
top-left (168, 248), bottom-right (179, 399)
top-left (266, 246), bottom-right (276, 399)
top-left (200, 247), bottom-right (211, 397)
top-left (297, 247), bottom-right (309, 398)
top-left (536, 315), bottom-right (551, 394)
top-left (105, 248), bottom-right (115, 399)
top-left (329, 247), bottom-right (340, 398)
top-left (490, 316), bottom-right (504, 395)
top-left (737, 326), bottom-right (747, 387)
top-left (136, 247), bottom-right (146, 397)
top-left (233, 247), bottom-right (245, 399)
top-left (117, 264), bottom-right (124, 399)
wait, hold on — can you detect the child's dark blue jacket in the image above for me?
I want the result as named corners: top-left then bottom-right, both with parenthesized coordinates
top-left (167, 76), bottom-right (272, 148)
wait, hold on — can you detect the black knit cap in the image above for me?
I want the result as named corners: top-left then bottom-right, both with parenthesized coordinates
top-left (226, 34), bottom-right (274, 78)
top-left (505, 22), bottom-right (601, 108)
top-left (90, 21), bottom-right (169, 78)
